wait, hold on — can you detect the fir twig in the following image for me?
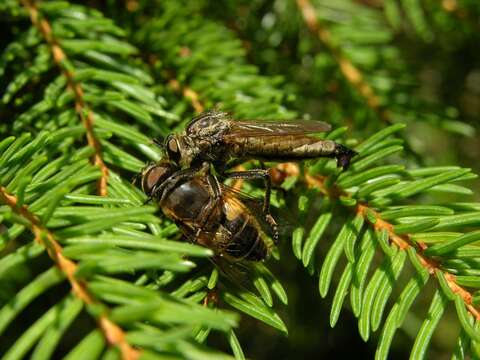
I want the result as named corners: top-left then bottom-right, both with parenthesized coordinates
top-left (357, 204), bottom-right (480, 321)
top-left (296, 0), bottom-right (388, 122)
top-left (20, 0), bottom-right (109, 196)
top-left (305, 172), bottom-right (480, 322)
top-left (0, 186), bottom-right (140, 360)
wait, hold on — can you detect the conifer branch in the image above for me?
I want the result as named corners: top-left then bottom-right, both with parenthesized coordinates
top-left (304, 172), bottom-right (480, 322)
top-left (0, 186), bottom-right (140, 360)
top-left (356, 204), bottom-right (480, 321)
top-left (296, 0), bottom-right (389, 123)
top-left (20, 0), bottom-right (109, 196)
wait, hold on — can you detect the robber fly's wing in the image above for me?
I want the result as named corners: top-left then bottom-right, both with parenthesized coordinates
top-left (224, 119), bottom-right (331, 138)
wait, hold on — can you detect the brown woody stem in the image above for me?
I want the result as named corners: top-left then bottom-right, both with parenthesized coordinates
top-left (0, 186), bottom-right (140, 359)
top-left (21, 0), bottom-right (109, 196)
top-left (305, 172), bottom-right (480, 321)
top-left (168, 79), bottom-right (205, 113)
top-left (296, 0), bottom-right (390, 123)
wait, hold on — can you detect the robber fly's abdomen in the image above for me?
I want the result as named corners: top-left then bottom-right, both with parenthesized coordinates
top-left (231, 136), bottom-right (338, 161)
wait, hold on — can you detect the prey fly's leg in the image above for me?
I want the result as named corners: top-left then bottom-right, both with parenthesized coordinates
top-left (183, 162), bottom-right (224, 233)
top-left (206, 173), bottom-right (222, 199)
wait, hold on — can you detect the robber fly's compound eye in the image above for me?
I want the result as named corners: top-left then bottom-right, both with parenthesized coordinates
top-left (165, 135), bottom-right (181, 164)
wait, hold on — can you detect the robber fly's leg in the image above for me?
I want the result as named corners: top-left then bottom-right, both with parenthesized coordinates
top-left (192, 174), bottom-right (224, 234)
top-left (224, 169), bottom-right (279, 243)
top-left (224, 169), bottom-right (272, 214)
top-left (265, 213), bottom-right (279, 245)
top-left (206, 173), bottom-right (222, 200)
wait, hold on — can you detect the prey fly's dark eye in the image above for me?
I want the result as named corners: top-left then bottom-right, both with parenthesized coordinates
top-left (141, 163), bottom-right (175, 196)
top-left (165, 135), bottom-right (181, 164)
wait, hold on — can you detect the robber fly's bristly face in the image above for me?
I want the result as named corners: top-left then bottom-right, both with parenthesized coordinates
top-left (141, 162), bottom-right (274, 262)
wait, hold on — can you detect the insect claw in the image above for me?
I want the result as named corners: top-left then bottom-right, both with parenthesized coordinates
top-left (335, 144), bottom-right (358, 170)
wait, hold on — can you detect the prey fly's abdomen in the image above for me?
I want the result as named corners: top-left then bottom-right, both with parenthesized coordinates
top-left (224, 214), bottom-right (268, 261)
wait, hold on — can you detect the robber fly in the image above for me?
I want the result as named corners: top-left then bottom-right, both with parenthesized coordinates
top-left (162, 110), bottom-right (357, 216)
top-left (140, 162), bottom-right (276, 262)
top-left (164, 110), bottom-right (358, 171)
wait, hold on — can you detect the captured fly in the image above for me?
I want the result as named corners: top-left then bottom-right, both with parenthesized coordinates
top-left (140, 162), bottom-right (277, 262)
top-left (164, 110), bottom-right (358, 171)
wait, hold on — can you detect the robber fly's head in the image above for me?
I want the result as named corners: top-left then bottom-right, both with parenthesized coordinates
top-left (140, 162), bottom-right (178, 198)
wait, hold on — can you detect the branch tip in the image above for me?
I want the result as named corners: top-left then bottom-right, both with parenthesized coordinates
top-left (357, 203), bottom-right (480, 321)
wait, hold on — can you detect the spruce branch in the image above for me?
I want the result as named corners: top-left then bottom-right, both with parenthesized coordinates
top-left (356, 204), bottom-right (480, 321)
top-left (20, 0), bottom-right (109, 195)
top-left (296, 0), bottom-right (387, 122)
top-left (293, 124), bottom-right (480, 356)
top-left (0, 185), bottom-right (140, 360)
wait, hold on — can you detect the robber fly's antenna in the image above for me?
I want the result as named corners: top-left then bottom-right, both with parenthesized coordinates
top-left (131, 168), bottom-right (153, 205)
top-left (152, 137), bottom-right (165, 148)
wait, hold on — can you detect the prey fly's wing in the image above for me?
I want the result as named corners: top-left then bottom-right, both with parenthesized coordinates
top-left (218, 182), bottom-right (280, 238)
